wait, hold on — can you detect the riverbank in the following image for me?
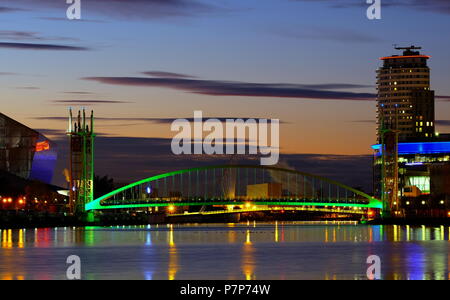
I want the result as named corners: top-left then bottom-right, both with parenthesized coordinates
top-left (3, 211), bottom-right (450, 229)
top-left (0, 211), bottom-right (79, 229)
top-left (0, 211), bottom-right (152, 229)
top-left (366, 218), bottom-right (450, 226)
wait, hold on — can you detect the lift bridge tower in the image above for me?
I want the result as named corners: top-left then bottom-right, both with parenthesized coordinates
top-left (68, 109), bottom-right (95, 217)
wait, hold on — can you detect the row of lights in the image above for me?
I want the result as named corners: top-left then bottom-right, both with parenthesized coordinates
top-left (0, 197), bottom-right (61, 206)
top-left (394, 200), bottom-right (446, 206)
top-left (1, 197), bottom-right (26, 205)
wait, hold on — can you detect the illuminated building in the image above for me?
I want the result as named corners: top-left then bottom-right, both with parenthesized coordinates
top-left (377, 46), bottom-right (435, 142)
top-left (373, 139), bottom-right (450, 217)
top-left (0, 113), bottom-right (63, 212)
top-left (247, 183), bottom-right (282, 199)
top-left (0, 112), bottom-right (57, 184)
top-left (374, 46), bottom-right (450, 217)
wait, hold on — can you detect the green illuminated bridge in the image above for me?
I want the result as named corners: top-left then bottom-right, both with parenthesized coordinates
top-left (86, 165), bottom-right (382, 214)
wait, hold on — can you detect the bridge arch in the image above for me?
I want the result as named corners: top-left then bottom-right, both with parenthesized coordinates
top-left (85, 165), bottom-right (382, 211)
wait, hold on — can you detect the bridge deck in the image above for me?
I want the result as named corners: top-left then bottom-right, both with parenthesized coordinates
top-left (170, 206), bottom-right (367, 217)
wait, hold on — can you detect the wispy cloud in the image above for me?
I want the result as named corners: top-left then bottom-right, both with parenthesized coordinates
top-left (436, 95), bottom-right (450, 101)
top-left (5, 0), bottom-right (223, 20)
top-left (349, 120), bottom-right (376, 124)
top-left (51, 100), bottom-right (133, 105)
top-left (0, 42), bottom-right (89, 51)
top-left (16, 86), bottom-right (40, 90)
top-left (0, 72), bottom-right (18, 76)
top-left (38, 17), bottom-right (106, 23)
top-left (291, 0), bottom-right (450, 15)
top-left (352, 119), bottom-right (450, 127)
top-left (0, 6), bottom-right (27, 13)
top-left (143, 71), bottom-right (197, 78)
top-left (84, 72), bottom-right (375, 101)
top-left (273, 26), bottom-right (384, 43)
top-left (0, 30), bottom-right (78, 42)
top-left (63, 91), bottom-right (96, 95)
top-left (436, 120), bottom-right (450, 127)
top-left (32, 116), bottom-right (288, 124)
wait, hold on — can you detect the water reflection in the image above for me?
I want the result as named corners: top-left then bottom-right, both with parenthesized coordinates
top-left (1, 229), bottom-right (12, 249)
top-left (275, 222), bottom-right (279, 243)
top-left (168, 225), bottom-right (178, 280)
top-left (242, 230), bottom-right (255, 280)
top-left (0, 224), bottom-right (449, 280)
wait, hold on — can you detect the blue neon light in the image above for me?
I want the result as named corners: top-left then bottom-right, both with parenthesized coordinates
top-left (405, 162), bottom-right (424, 166)
top-left (372, 142), bottom-right (450, 156)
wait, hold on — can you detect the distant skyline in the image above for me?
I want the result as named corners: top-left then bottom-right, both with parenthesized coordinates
top-left (1, 0), bottom-right (450, 189)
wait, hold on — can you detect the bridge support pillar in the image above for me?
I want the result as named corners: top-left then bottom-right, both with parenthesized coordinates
top-left (83, 211), bottom-right (96, 223)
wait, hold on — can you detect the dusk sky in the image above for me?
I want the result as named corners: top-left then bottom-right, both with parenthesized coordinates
top-left (1, 0), bottom-right (450, 190)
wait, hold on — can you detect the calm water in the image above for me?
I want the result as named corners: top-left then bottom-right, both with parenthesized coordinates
top-left (0, 222), bottom-right (449, 280)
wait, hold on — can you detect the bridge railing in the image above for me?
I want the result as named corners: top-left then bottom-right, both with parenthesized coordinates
top-left (86, 165), bottom-right (382, 211)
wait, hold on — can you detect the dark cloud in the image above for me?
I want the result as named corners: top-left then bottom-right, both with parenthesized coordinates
top-left (436, 120), bottom-right (450, 127)
top-left (0, 30), bottom-right (78, 42)
top-left (274, 26), bottom-right (384, 43)
top-left (138, 117), bottom-right (288, 125)
top-left (436, 95), bottom-right (450, 101)
top-left (0, 42), bottom-right (89, 51)
top-left (352, 119), bottom-right (450, 128)
top-left (387, 0), bottom-right (450, 14)
top-left (349, 120), bottom-right (376, 124)
top-left (84, 75), bottom-right (375, 101)
top-left (38, 17), bottom-right (106, 23)
top-left (34, 128), bottom-right (66, 137)
top-left (16, 86), bottom-right (40, 90)
top-left (0, 72), bottom-right (17, 76)
top-left (0, 6), bottom-right (26, 13)
top-left (63, 91), bottom-right (96, 95)
top-left (51, 100), bottom-right (133, 105)
top-left (50, 135), bottom-right (373, 192)
top-left (32, 116), bottom-right (288, 124)
top-left (291, 0), bottom-right (450, 14)
top-left (143, 71), bottom-right (196, 78)
top-left (5, 0), bottom-right (221, 20)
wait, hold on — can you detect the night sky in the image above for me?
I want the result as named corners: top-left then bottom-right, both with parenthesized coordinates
top-left (1, 0), bottom-right (450, 191)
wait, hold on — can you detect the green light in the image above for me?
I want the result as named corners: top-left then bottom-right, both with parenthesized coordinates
top-left (85, 165), bottom-right (383, 211)
top-left (86, 201), bottom-right (382, 211)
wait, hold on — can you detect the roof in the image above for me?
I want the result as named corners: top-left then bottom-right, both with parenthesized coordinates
top-left (380, 55), bottom-right (431, 60)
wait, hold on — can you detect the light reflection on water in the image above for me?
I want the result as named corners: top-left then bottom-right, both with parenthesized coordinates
top-left (0, 222), bottom-right (449, 280)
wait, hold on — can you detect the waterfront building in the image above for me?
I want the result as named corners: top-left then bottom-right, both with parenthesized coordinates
top-left (377, 46), bottom-right (435, 142)
top-left (0, 113), bottom-right (57, 184)
top-left (374, 47), bottom-right (450, 217)
top-left (0, 113), bottom-right (61, 211)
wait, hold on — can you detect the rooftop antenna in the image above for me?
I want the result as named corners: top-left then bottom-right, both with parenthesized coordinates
top-left (395, 45), bottom-right (422, 51)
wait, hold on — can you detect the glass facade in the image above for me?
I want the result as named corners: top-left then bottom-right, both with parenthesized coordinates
top-left (373, 141), bottom-right (450, 212)
top-left (0, 113), bottom-right (57, 185)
